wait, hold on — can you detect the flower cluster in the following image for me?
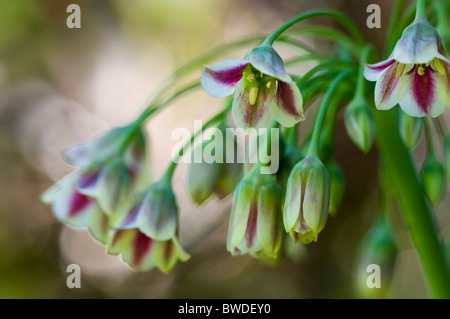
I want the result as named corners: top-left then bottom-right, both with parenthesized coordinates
top-left (41, 125), bottom-right (189, 272)
top-left (41, 1), bottom-right (450, 279)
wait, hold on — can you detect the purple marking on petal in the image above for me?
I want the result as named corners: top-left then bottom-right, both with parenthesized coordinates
top-left (367, 59), bottom-right (395, 72)
top-left (411, 66), bottom-right (435, 114)
top-left (120, 202), bottom-right (142, 228)
top-left (275, 81), bottom-right (302, 118)
top-left (380, 63), bottom-right (401, 103)
top-left (242, 90), bottom-right (267, 126)
top-left (204, 65), bottom-right (246, 86)
top-left (77, 170), bottom-right (100, 189)
top-left (68, 192), bottom-right (92, 217)
top-left (133, 231), bottom-right (153, 266)
top-left (244, 199), bottom-right (258, 248)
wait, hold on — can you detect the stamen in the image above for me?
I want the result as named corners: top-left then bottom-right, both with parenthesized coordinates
top-left (249, 87), bottom-right (259, 105)
top-left (246, 73), bottom-right (255, 82)
top-left (418, 65), bottom-right (425, 76)
top-left (396, 63), bottom-right (406, 78)
top-left (266, 81), bottom-right (272, 89)
top-left (433, 58), bottom-right (446, 76)
top-left (260, 72), bottom-right (264, 78)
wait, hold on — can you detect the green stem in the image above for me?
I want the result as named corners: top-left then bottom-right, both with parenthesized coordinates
top-left (262, 10), bottom-right (365, 47)
top-left (385, 0), bottom-right (406, 55)
top-left (415, 0), bottom-right (427, 19)
top-left (285, 25), bottom-right (361, 57)
top-left (162, 106), bottom-right (231, 181)
top-left (373, 108), bottom-right (450, 298)
top-left (307, 69), bottom-right (354, 157)
top-left (355, 45), bottom-right (372, 98)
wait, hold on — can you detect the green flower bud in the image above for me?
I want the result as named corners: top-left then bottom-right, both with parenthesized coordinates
top-left (327, 160), bottom-right (345, 216)
top-left (284, 156), bottom-right (330, 244)
top-left (399, 113), bottom-right (423, 150)
top-left (185, 121), bottom-right (243, 204)
top-left (444, 134), bottom-right (450, 182)
top-left (344, 98), bottom-right (375, 154)
top-left (227, 167), bottom-right (283, 261)
top-left (421, 154), bottom-right (446, 206)
top-left (278, 144), bottom-right (304, 200)
top-left (186, 140), bottom-right (223, 204)
top-left (354, 219), bottom-right (397, 299)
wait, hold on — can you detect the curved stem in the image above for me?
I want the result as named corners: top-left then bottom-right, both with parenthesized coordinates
top-left (162, 105), bottom-right (231, 181)
top-left (262, 10), bottom-right (365, 47)
top-left (285, 25), bottom-right (361, 57)
top-left (355, 45), bottom-right (372, 98)
top-left (373, 108), bottom-right (450, 299)
top-left (307, 69), bottom-right (354, 157)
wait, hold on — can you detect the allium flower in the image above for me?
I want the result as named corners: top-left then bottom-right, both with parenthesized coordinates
top-left (201, 45), bottom-right (304, 130)
top-left (364, 17), bottom-right (450, 117)
top-left (41, 125), bottom-right (149, 239)
top-left (41, 172), bottom-right (109, 244)
top-left (116, 179), bottom-right (178, 241)
top-left (108, 179), bottom-right (189, 272)
top-left (108, 229), bottom-right (189, 273)
top-left (227, 168), bottom-right (283, 260)
top-left (284, 156), bottom-right (330, 244)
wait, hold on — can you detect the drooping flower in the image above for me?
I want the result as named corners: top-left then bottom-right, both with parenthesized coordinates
top-left (284, 156), bottom-right (330, 244)
top-left (185, 121), bottom-right (243, 204)
top-left (108, 178), bottom-right (189, 272)
top-left (227, 167), bottom-right (283, 261)
top-left (108, 229), bottom-right (190, 273)
top-left (41, 124), bottom-right (149, 239)
top-left (364, 17), bottom-right (450, 117)
top-left (40, 172), bottom-right (110, 244)
top-left (201, 45), bottom-right (304, 130)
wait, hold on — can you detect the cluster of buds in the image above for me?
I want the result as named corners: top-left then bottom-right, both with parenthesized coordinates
top-left (41, 124), bottom-right (189, 272)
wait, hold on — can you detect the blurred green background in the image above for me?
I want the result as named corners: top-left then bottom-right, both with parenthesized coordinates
top-left (0, 0), bottom-right (448, 298)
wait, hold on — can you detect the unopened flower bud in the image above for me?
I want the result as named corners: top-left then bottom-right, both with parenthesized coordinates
top-left (278, 144), bottom-right (304, 200)
top-left (354, 219), bottom-right (397, 299)
top-left (284, 156), bottom-right (330, 244)
top-left (327, 160), bottom-right (345, 216)
top-left (186, 140), bottom-right (223, 204)
top-left (399, 113), bottom-right (423, 150)
top-left (421, 154), bottom-right (446, 206)
top-left (344, 98), bottom-right (375, 154)
top-left (227, 167), bottom-right (283, 260)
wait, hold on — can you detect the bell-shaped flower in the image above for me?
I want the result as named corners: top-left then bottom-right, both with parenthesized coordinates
top-left (108, 229), bottom-right (189, 273)
top-left (40, 172), bottom-right (110, 244)
top-left (108, 179), bottom-right (189, 272)
top-left (42, 125), bottom-right (149, 228)
top-left (284, 156), bottom-right (330, 244)
top-left (364, 17), bottom-right (450, 118)
top-left (201, 45), bottom-right (304, 130)
top-left (227, 167), bottom-right (283, 260)
top-left (115, 179), bottom-right (178, 241)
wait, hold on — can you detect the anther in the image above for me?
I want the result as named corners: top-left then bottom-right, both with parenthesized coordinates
top-left (249, 87), bottom-right (259, 105)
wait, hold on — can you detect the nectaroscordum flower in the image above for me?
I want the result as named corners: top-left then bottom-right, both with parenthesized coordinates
top-left (227, 167), bottom-right (283, 260)
top-left (364, 17), bottom-right (450, 117)
top-left (41, 124), bottom-right (149, 241)
top-left (284, 156), bottom-right (330, 244)
top-left (201, 45), bottom-right (304, 130)
top-left (108, 179), bottom-right (189, 272)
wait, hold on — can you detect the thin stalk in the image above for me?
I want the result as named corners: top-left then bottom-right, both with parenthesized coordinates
top-left (307, 70), bottom-right (354, 157)
top-left (262, 10), bottom-right (365, 47)
top-left (162, 106), bottom-right (231, 181)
